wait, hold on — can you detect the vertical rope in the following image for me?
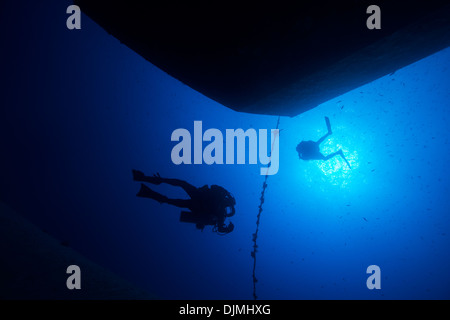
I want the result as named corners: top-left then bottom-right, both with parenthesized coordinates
top-left (252, 116), bottom-right (280, 300)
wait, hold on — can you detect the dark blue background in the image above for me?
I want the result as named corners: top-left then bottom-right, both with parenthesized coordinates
top-left (1, 1), bottom-right (449, 299)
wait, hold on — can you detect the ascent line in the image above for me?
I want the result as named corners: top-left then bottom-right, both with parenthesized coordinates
top-left (251, 116), bottom-right (280, 300)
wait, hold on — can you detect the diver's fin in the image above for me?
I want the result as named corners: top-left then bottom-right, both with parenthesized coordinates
top-left (136, 183), bottom-right (167, 203)
top-left (132, 169), bottom-right (145, 181)
top-left (339, 150), bottom-right (352, 169)
top-left (325, 116), bottom-right (332, 134)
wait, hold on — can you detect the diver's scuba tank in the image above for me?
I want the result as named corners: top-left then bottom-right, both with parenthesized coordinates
top-left (211, 185), bottom-right (236, 217)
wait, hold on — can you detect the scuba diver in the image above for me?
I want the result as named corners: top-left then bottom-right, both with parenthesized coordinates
top-left (132, 170), bottom-right (235, 235)
top-left (296, 116), bottom-right (352, 169)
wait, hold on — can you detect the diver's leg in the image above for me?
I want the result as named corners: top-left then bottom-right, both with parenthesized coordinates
top-left (136, 183), bottom-right (168, 204)
top-left (338, 150), bottom-right (352, 169)
top-left (323, 150), bottom-right (351, 169)
top-left (325, 116), bottom-right (332, 134)
top-left (316, 132), bottom-right (331, 145)
top-left (132, 170), bottom-right (158, 183)
top-left (316, 117), bottom-right (333, 145)
top-left (323, 151), bottom-right (339, 161)
top-left (136, 183), bottom-right (192, 207)
top-left (316, 134), bottom-right (330, 145)
top-left (158, 178), bottom-right (198, 197)
top-left (132, 170), bottom-right (197, 196)
top-left (133, 170), bottom-right (196, 194)
top-left (164, 198), bottom-right (192, 209)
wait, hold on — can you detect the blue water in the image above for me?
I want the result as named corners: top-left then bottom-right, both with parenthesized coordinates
top-left (1, 1), bottom-right (449, 299)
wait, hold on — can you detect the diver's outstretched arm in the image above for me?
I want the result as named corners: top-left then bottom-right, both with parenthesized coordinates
top-left (133, 170), bottom-right (197, 195)
top-left (323, 150), bottom-right (351, 169)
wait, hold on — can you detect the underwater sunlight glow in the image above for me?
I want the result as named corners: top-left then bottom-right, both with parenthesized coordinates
top-left (2, 1), bottom-right (450, 300)
top-left (317, 138), bottom-right (359, 188)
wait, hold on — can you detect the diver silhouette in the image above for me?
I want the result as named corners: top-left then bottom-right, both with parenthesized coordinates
top-left (296, 117), bottom-right (351, 169)
top-left (132, 170), bottom-right (235, 234)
